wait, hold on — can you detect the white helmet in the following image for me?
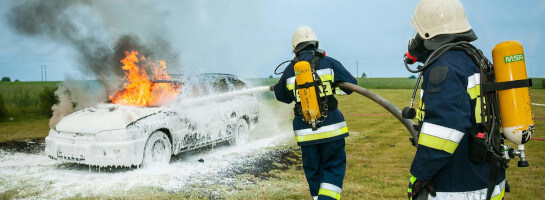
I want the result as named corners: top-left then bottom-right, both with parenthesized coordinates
top-left (412, 0), bottom-right (472, 40)
top-left (292, 26), bottom-right (319, 53)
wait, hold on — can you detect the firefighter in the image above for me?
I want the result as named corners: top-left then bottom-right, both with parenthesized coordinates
top-left (406, 0), bottom-right (506, 199)
top-left (270, 26), bottom-right (357, 200)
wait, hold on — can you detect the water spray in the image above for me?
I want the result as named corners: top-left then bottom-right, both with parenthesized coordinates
top-left (183, 82), bottom-right (418, 143)
top-left (180, 86), bottom-right (271, 105)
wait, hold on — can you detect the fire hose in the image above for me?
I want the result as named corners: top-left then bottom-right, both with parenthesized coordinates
top-left (269, 82), bottom-right (419, 145)
top-left (336, 82), bottom-right (419, 145)
top-left (336, 83), bottom-right (545, 143)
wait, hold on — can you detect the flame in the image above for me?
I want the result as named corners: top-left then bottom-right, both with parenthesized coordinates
top-left (109, 51), bottom-right (180, 107)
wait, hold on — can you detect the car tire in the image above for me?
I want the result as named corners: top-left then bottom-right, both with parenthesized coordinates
top-left (229, 119), bottom-right (249, 145)
top-left (142, 131), bottom-right (172, 167)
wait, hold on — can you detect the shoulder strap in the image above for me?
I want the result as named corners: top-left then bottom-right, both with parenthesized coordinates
top-left (311, 48), bottom-right (325, 64)
top-left (292, 49), bottom-right (331, 130)
top-left (456, 44), bottom-right (505, 200)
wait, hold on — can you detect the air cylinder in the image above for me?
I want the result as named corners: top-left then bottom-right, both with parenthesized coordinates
top-left (492, 41), bottom-right (534, 150)
top-left (294, 61), bottom-right (320, 124)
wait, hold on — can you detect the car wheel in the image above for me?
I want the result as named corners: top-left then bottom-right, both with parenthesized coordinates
top-left (230, 119), bottom-right (249, 145)
top-left (142, 131), bottom-right (172, 167)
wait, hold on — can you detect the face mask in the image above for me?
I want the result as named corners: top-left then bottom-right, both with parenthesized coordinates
top-left (406, 34), bottom-right (426, 64)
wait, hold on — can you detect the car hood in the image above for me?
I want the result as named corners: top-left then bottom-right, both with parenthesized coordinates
top-left (55, 103), bottom-right (165, 134)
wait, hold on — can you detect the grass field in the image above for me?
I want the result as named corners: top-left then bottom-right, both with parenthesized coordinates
top-left (1, 87), bottom-right (543, 199)
top-left (1, 78), bottom-right (544, 121)
top-left (214, 89), bottom-right (545, 200)
top-left (0, 118), bottom-right (50, 143)
top-left (0, 81), bottom-right (60, 120)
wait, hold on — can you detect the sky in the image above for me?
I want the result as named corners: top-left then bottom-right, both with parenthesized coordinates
top-left (0, 0), bottom-right (544, 81)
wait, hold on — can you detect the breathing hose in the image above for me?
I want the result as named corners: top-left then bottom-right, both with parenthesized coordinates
top-left (336, 82), bottom-right (419, 143)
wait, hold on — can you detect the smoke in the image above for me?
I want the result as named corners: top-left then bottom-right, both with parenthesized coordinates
top-left (7, 1), bottom-right (117, 87)
top-left (5, 0), bottom-right (181, 127)
top-left (6, 0), bottom-right (179, 88)
top-left (49, 79), bottom-right (108, 129)
top-left (49, 87), bottom-right (74, 129)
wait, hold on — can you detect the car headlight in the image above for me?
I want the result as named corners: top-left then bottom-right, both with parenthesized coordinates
top-left (94, 129), bottom-right (131, 141)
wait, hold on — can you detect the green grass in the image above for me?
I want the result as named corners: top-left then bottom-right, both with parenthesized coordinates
top-left (1, 81), bottom-right (544, 199)
top-left (69, 89), bottom-right (541, 200)
top-left (0, 81), bottom-right (60, 120)
top-left (222, 89), bottom-right (545, 199)
top-left (531, 78), bottom-right (545, 89)
top-left (0, 78), bottom-right (541, 121)
top-left (356, 78), bottom-right (417, 89)
top-left (0, 189), bottom-right (18, 200)
top-left (0, 118), bottom-right (50, 142)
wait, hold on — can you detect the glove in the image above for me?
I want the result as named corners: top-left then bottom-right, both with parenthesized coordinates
top-left (408, 175), bottom-right (436, 200)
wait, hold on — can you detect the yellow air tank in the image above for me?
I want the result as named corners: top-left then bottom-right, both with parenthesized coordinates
top-left (294, 61), bottom-right (320, 125)
top-left (492, 41), bottom-right (534, 150)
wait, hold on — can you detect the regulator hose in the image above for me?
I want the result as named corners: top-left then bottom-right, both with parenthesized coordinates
top-left (336, 82), bottom-right (419, 144)
top-left (274, 60), bottom-right (293, 75)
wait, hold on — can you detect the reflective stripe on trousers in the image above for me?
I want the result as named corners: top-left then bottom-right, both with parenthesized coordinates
top-left (294, 122), bottom-right (348, 142)
top-left (318, 182), bottom-right (342, 200)
top-left (429, 180), bottom-right (506, 200)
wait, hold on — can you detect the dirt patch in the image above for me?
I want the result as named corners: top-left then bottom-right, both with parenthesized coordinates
top-left (171, 146), bottom-right (303, 199)
top-left (226, 147), bottom-right (302, 180)
top-left (0, 138), bottom-right (45, 154)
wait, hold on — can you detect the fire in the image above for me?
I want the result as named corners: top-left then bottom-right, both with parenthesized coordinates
top-left (109, 51), bottom-right (180, 107)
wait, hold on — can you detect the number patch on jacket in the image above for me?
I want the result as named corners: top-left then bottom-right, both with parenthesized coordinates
top-left (294, 81), bottom-right (333, 102)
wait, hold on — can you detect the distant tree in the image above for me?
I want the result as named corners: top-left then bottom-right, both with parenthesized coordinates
top-left (14, 79), bottom-right (20, 82)
top-left (38, 87), bottom-right (59, 117)
top-left (542, 79), bottom-right (545, 89)
top-left (409, 75), bottom-right (416, 79)
top-left (1, 77), bottom-right (11, 82)
top-left (361, 73), bottom-right (367, 78)
top-left (269, 75), bottom-right (273, 79)
top-left (0, 93), bottom-right (7, 121)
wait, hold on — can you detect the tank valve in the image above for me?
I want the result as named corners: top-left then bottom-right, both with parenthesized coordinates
top-left (509, 147), bottom-right (530, 167)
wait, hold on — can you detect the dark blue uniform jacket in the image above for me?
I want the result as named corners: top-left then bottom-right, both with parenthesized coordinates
top-left (273, 48), bottom-right (357, 146)
top-left (410, 50), bottom-right (505, 192)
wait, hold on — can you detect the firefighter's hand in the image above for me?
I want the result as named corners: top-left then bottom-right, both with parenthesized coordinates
top-left (269, 84), bottom-right (275, 91)
top-left (408, 175), bottom-right (436, 200)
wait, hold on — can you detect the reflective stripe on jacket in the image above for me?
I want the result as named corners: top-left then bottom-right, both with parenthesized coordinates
top-left (273, 47), bottom-right (357, 146)
top-left (410, 50), bottom-right (505, 193)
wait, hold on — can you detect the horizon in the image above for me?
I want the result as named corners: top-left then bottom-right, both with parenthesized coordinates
top-left (1, 0), bottom-right (544, 81)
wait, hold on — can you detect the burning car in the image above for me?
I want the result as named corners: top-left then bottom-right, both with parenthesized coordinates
top-left (45, 51), bottom-right (259, 167)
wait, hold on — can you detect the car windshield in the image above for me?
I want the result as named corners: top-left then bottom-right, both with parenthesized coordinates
top-left (176, 74), bottom-right (246, 98)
